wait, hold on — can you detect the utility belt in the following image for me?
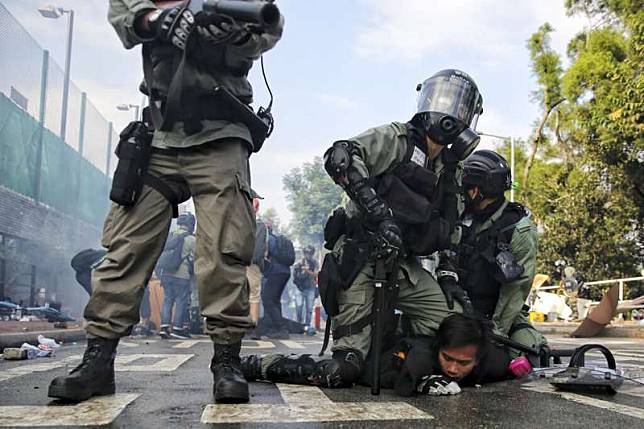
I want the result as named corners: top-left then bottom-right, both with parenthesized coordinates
top-left (109, 120), bottom-right (189, 218)
top-left (157, 87), bottom-right (269, 152)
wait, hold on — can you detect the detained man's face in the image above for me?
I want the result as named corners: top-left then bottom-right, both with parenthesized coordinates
top-left (438, 344), bottom-right (478, 381)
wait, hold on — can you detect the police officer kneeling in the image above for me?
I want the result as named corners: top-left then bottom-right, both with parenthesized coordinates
top-left (459, 150), bottom-right (547, 363)
top-left (243, 69), bottom-right (484, 389)
top-left (48, 0), bottom-right (283, 404)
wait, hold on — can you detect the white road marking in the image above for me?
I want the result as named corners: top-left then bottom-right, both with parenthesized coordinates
top-left (170, 338), bottom-right (322, 350)
top-left (118, 341), bottom-right (139, 348)
top-left (201, 383), bottom-right (432, 424)
top-left (114, 354), bottom-right (193, 371)
top-left (278, 340), bottom-right (306, 350)
top-left (276, 384), bottom-right (333, 405)
top-left (242, 340), bottom-right (277, 350)
top-left (0, 353), bottom-right (194, 382)
top-left (523, 382), bottom-right (644, 420)
top-left (0, 355), bottom-right (81, 383)
top-left (0, 394), bottom-right (139, 427)
top-left (172, 339), bottom-right (211, 349)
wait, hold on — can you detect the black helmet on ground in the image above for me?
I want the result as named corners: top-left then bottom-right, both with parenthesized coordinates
top-left (177, 212), bottom-right (196, 233)
top-left (413, 69), bottom-right (483, 160)
top-left (463, 150), bottom-right (512, 198)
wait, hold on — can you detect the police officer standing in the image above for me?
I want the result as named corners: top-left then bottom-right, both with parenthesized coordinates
top-left (48, 0), bottom-right (283, 403)
top-left (243, 69), bottom-right (483, 388)
top-left (459, 150), bottom-right (547, 361)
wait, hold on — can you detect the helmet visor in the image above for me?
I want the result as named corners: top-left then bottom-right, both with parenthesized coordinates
top-left (417, 74), bottom-right (482, 125)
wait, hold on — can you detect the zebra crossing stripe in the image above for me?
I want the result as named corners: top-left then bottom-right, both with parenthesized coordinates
top-left (0, 394), bottom-right (139, 427)
top-left (201, 384), bottom-right (432, 424)
top-left (523, 382), bottom-right (644, 420)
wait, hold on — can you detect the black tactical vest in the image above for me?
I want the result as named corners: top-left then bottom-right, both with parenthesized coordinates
top-left (375, 125), bottom-right (461, 256)
top-left (460, 202), bottom-right (527, 319)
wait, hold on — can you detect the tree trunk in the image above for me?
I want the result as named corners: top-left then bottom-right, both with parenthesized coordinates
top-left (522, 100), bottom-right (564, 191)
top-left (554, 108), bottom-right (574, 166)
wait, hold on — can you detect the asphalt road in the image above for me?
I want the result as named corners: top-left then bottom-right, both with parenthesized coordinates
top-left (0, 333), bottom-right (643, 428)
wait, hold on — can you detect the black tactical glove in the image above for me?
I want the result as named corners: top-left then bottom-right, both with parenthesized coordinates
top-left (416, 375), bottom-right (461, 396)
top-left (437, 271), bottom-right (474, 314)
top-left (375, 218), bottom-right (403, 256)
top-left (151, 5), bottom-right (195, 50)
top-left (196, 18), bottom-right (248, 45)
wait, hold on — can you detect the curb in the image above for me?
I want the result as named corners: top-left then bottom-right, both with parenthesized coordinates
top-left (0, 329), bottom-right (86, 351)
top-left (534, 323), bottom-right (644, 339)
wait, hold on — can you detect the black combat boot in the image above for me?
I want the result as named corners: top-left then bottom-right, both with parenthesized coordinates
top-left (210, 342), bottom-right (249, 403)
top-left (48, 337), bottom-right (119, 402)
top-left (310, 350), bottom-right (363, 388)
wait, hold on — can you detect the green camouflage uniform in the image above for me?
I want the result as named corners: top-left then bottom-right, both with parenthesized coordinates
top-left (330, 122), bottom-right (463, 358)
top-left (84, 0), bottom-right (283, 344)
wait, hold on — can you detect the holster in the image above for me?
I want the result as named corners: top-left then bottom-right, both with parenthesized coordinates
top-left (109, 121), bottom-right (153, 207)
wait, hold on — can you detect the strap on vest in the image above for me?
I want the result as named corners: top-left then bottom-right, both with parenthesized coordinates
top-left (143, 174), bottom-right (181, 218)
top-left (318, 313), bottom-right (375, 357)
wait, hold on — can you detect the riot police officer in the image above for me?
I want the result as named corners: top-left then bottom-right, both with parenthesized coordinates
top-left (48, 0), bottom-right (283, 403)
top-left (243, 69), bottom-right (483, 388)
top-left (459, 150), bottom-right (547, 362)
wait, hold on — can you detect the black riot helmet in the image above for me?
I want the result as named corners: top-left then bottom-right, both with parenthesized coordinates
top-left (413, 69), bottom-right (483, 160)
top-left (463, 150), bottom-right (512, 198)
top-left (177, 212), bottom-right (196, 233)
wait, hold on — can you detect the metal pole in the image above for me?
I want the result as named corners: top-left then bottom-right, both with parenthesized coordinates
top-left (77, 92), bottom-right (87, 214)
top-left (59, 9), bottom-right (74, 141)
top-left (78, 92), bottom-right (87, 156)
top-left (510, 137), bottom-right (515, 202)
top-left (35, 50), bottom-right (49, 203)
top-left (618, 280), bottom-right (624, 302)
top-left (106, 122), bottom-right (113, 176)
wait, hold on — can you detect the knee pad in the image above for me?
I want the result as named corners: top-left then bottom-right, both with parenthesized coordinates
top-left (311, 350), bottom-right (364, 388)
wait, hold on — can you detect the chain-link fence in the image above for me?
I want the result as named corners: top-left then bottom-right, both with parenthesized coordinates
top-left (0, 4), bottom-right (116, 226)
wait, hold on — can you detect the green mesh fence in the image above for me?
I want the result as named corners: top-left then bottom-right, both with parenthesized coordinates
top-left (0, 93), bottom-right (110, 227)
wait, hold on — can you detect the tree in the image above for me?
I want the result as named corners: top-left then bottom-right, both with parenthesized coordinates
top-left (518, 1), bottom-right (643, 296)
top-left (523, 23), bottom-right (565, 191)
top-left (283, 157), bottom-right (343, 250)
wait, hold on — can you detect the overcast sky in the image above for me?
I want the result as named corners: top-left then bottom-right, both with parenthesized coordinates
top-left (2, 0), bottom-right (587, 226)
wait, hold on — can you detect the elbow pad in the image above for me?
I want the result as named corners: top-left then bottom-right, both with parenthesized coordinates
top-left (324, 140), bottom-right (353, 183)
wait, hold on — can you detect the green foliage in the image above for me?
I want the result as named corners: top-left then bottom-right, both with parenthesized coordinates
top-left (518, 1), bottom-right (643, 290)
top-left (282, 157), bottom-right (343, 248)
top-left (527, 23), bottom-right (564, 108)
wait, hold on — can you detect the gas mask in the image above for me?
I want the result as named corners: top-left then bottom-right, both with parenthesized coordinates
top-left (414, 69), bottom-right (483, 161)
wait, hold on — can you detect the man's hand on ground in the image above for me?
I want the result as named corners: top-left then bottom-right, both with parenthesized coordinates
top-left (416, 375), bottom-right (461, 396)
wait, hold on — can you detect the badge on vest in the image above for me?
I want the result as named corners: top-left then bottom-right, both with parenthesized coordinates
top-left (411, 146), bottom-right (428, 168)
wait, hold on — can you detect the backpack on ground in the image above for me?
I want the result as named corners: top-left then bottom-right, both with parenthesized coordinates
top-left (157, 232), bottom-right (190, 274)
top-left (273, 235), bottom-right (295, 266)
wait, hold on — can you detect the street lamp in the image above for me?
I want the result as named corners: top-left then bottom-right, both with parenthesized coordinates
top-left (477, 132), bottom-right (516, 202)
top-left (38, 4), bottom-right (74, 142)
top-left (116, 104), bottom-right (141, 121)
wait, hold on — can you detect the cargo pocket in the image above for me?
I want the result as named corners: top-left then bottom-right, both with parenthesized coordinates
top-left (221, 172), bottom-right (256, 264)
